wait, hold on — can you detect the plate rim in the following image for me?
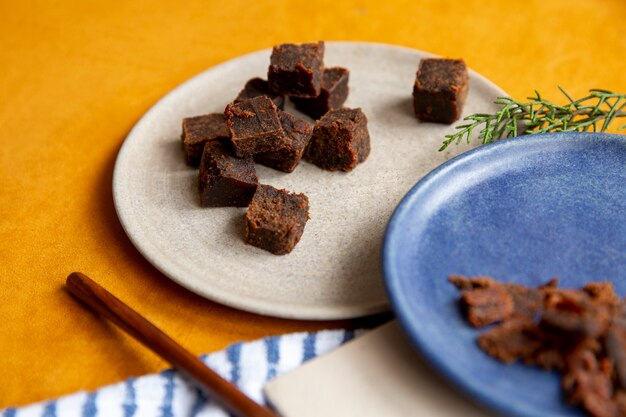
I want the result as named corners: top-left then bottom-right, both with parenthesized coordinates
top-left (382, 131), bottom-right (626, 417)
top-left (112, 41), bottom-right (507, 320)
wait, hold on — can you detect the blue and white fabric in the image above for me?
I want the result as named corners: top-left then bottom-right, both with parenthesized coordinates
top-left (1, 329), bottom-right (363, 417)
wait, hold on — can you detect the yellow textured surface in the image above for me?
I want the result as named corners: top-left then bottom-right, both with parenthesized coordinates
top-left (1, 0), bottom-right (625, 408)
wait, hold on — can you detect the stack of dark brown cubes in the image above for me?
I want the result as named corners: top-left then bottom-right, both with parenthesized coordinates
top-left (180, 41), bottom-right (371, 255)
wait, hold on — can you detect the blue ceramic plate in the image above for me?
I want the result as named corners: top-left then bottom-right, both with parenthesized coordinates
top-left (383, 132), bottom-right (626, 417)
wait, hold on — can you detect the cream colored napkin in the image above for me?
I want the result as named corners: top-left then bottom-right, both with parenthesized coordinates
top-left (265, 321), bottom-right (494, 417)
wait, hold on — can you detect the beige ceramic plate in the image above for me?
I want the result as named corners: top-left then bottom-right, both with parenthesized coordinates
top-left (113, 42), bottom-right (506, 320)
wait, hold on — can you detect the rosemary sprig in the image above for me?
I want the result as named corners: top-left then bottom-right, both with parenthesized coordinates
top-left (439, 88), bottom-right (626, 151)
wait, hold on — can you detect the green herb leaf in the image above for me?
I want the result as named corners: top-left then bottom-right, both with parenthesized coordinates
top-left (439, 89), bottom-right (626, 151)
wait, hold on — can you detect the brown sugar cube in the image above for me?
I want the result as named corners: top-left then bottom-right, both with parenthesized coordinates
top-left (181, 113), bottom-right (230, 166)
top-left (235, 78), bottom-right (285, 110)
top-left (224, 96), bottom-right (287, 158)
top-left (304, 108), bottom-right (370, 172)
top-left (245, 184), bottom-right (309, 255)
top-left (254, 111), bottom-right (313, 173)
top-left (412, 58), bottom-right (469, 124)
top-left (268, 41), bottom-right (325, 98)
top-left (291, 67), bottom-right (350, 119)
top-left (198, 141), bottom-right (258, 207)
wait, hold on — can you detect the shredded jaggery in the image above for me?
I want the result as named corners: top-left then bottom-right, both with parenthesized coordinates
top-left (451, 275), bottom-right (626, 417)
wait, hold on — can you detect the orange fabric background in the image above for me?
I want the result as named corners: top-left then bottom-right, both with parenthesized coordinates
top-left (1, 0), bottom-right (625, 408)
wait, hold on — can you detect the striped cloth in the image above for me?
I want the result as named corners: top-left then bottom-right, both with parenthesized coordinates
top-left (1, 329), bottom-right (363, 417)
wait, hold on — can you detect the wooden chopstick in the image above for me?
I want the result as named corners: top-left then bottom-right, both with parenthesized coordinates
top-left (66, 272), bottom-right (280, 417)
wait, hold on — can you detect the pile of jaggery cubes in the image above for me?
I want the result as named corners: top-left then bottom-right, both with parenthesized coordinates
top-left (181, 41), bottom-right (371, 255)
